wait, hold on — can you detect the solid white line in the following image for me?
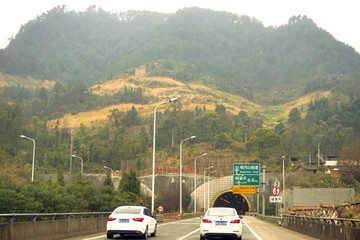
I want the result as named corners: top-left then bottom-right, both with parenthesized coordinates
top-left (242, 219), bottom-right (263, 240)
top-left (82, 236), bottom-right (104, 240)
top-left (83, 218), bottom-right (200, 239)
top-left (176, 228), bottom-right (200, 240)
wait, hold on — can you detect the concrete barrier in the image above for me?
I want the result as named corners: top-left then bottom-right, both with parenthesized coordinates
top-left (283, 218), bottom-right (360, 240)
top-left (0, 217), bottom-right (107, 240)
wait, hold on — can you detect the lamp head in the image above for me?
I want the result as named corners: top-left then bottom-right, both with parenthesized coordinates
top-left (20, 135), bottom-right (26, 138)
top-left (190, 135), bottom-right (196, 139)
top-left (72, 155), bottom-right (76, 157)
top-left (169, 98), bottom-right (179, 102)
top-left (104, 166), bottom-right (107, 169)
top-left (202, 153), bottom-right (207, 156)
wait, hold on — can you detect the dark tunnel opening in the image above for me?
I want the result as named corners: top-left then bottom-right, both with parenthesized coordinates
top-left (211, 190), bottom-right (250, 215)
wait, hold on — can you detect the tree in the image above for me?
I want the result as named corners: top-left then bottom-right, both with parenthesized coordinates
top-left (246, 128), bottom-right (281, 158)
top-left (287, 107), bottom-right (301, 125)
top-left (274, 122), bottom-right (285, 135)
top-left (104, 171), bottom-right (114, 187)
top-left (119, 169), bottom-right (142, 204)
top-left (122, 106), bottom-right (140, 127)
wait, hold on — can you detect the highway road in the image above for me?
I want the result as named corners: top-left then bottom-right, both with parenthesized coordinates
top-left (63, 216), bottom-right (318, 240)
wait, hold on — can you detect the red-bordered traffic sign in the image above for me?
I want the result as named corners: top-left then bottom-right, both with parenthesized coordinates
top-left (157, 206), bottom-right (164, 212)
top-left (272, 186), bottom-right (281, 196)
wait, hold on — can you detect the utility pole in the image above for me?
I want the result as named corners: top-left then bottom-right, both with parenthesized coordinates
top-left (318, 143), bottom-right (320, 166)
top-left (262, 165), bottom-right (266, 215)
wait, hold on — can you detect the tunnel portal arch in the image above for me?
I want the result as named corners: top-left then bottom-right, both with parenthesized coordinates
top-left (211, 190), bottom-right (250, 215)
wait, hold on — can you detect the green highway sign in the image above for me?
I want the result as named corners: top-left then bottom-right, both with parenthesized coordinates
top-left (233, 163), bottom-right (260, 186)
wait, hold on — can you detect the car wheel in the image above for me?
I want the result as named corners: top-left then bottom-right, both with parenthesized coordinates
top-left (151, 224), bottom-right (157, 237)
top-left (237, 235), bottom-right (242, 240)
top-left (106, 233), bottom-right (113, 239)
top-left (200, 234), bottom-right (205, 240)
top-left (142, 226), bottom-right (148, 239)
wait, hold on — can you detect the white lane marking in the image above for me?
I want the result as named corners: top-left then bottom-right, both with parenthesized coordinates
top-left (158, 217), bottom-right (199, 227)
top-left (83, 236), bottom-right (104, 240)
top-left (83, 218), bottom-right (200, 239)
top-left (176, 228), bottom-right (200, 240)
top-left (242, 219), bottom-right (263, 240)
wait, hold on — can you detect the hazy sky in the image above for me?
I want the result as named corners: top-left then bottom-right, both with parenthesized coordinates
top-left (1, 0), bottom-right (359, 53)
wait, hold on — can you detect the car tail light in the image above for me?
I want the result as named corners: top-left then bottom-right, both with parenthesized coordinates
top-left (202, 218), bottom-right (212, 223)
top-left (107, 217), bottom-right (116, 221)
top-left (133, 218), bottom-right (144, 222)
top-left (230, 219), bottom-right (241, 224)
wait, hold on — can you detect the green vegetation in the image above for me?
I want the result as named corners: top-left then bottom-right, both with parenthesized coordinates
top-left (1, 6), bottom-right (360, 214)
top-left (0, 171), bottom-right (144, 214)
top-left (1, 83), bottom-right (148, 119)
top-left (1, 7), bottom-right (360, 104)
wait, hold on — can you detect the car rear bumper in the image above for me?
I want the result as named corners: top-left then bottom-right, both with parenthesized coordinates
top-left (107, 230), bottom-right (144, 236)
top-left (202, 232), bottom-right (240, 238)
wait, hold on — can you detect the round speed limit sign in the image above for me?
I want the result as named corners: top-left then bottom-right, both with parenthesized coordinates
top-left (157, 206), bottom-right (164, 212)
top-left (272, 186), bottom-right (281, 196)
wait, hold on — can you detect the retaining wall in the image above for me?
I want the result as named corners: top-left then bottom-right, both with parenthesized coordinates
top-left (0, 217), bottom-right (107, 240)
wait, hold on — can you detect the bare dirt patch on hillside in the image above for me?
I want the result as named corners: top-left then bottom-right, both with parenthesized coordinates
top-left (48, 76), bottom-right (262, 129)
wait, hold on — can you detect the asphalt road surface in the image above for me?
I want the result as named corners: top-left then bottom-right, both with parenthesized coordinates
top-left (63, 216), bottom-right (318, 240)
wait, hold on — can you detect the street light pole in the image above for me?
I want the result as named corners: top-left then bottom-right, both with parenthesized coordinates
top-left (208, 170), bottom-right (217, 209)
top-left (72, 155), bottom-right (83, 175)
top-left (194, 153), bottom-right (206, 213)
top-left (180, 135), bottom-right (196, 213)
top-left (203, 166), bottom-right (214, 212)
top-left (104, 166), bottom-right (113, 179)
top-left (151, 98), bottom-right (178, 213)
top-left (282, 156), bottom-right (286, 215)
top-left (70, 130), bottom-right (74, 174)
top-left (20, 135), bottom-right (35, 182)
top-left (262, 165), bottom-right (266, 215)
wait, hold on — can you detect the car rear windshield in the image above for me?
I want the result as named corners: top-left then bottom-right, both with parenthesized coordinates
top-left (114, 208), bottom-right (141, 214)
top-left (207, 209), bottom-right (235, 216)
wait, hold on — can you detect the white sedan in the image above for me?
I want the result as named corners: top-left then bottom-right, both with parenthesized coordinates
top-left (200, 207), bottom-right (242, 240)
top-left (106, 206), bottom-right (157, 239)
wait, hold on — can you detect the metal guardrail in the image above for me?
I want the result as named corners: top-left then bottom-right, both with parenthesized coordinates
top-left (0, 212), bottom-right (199, 224)
top-left (0, 212), bottom-right (111, 223)
top-left (253, 213), bottom-right (360, 228)
top-left (283, 214), bottom-right (360, 228)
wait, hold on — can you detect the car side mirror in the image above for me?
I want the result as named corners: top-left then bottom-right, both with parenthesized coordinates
top-left (239, 216), bottom-right (243, 219)
top-left (200, 216), bottom-right (203, 219)
top-left (152, 213), bottom-right (157, 219)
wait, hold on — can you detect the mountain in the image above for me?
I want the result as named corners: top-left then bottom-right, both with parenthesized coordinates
top-left (1, 6), bottom-right (359, 104)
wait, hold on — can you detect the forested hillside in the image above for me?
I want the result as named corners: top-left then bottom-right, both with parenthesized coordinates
top-left (1, 6), bottom-right (360, 104)
top-left (1, 6), bottom-right (360, 213)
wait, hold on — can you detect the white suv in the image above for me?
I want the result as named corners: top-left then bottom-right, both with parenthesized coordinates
top-left (106, 206), bottom-right (157, 239)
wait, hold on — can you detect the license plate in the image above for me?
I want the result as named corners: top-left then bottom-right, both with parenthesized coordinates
top-left (215, 221), bottom-right (226, 226)
top-left (119, 219), bottom-right (129, 223)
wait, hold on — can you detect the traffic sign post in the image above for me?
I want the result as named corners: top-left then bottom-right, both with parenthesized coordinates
top-left (272, 186), bottom-right (280, 196)
top-left (233, 163), bottom-right (260, 186)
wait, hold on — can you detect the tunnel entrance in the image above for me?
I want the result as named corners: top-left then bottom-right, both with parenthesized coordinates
top-left (211, 190), bottom-right (250, 215)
